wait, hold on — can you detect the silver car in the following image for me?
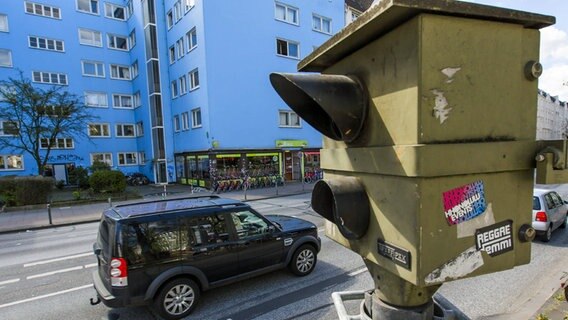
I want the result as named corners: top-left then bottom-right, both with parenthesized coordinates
top-left (532, 188), bottom-right (568, 242)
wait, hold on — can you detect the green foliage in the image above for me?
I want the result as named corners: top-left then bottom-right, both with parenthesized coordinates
top-left (89, 160), bottom-right (111, 173)
top-left (0, 176), bottom-right (53, 206)
top-left (89, 170), bottom-right (126, 194)
top-left (72, 190), bottom-right (81, 200)
top-left (68, 166), bottom-right (90, 189)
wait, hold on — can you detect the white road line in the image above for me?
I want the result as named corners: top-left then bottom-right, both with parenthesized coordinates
top-left (0, 284), bottom-right (93, 309)
top-left (318, 228), bottom-right (325, 233)
top-left (84, 263), bottom-right (97, 269)
top-left (23, 252), bottom-right (92, 267)
top-left (27, 266), bottom-right (84, 280)
top-left (0, 278), bottom-right (20, 286)
top-left (348, 267), bottom-right (368, 277)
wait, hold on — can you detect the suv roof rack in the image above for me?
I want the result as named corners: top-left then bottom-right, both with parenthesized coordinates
top-left (111, 195), bottom-right (244, 218)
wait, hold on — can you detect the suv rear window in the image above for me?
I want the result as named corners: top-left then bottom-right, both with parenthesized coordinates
top-left (97, 217), bottom-right (115, 259)
top-left (122, 218), bottom-right (182, 265)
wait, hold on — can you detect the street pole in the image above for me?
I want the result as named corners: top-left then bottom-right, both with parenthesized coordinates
top-left (47, 204), bottom-right (52, 225)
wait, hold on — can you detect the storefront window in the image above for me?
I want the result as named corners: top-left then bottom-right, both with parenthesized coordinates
top-left (215, 154), bottom-right (241, 178)
top-left (246, 153), bottom-right (279, 176)
top-left (197, 156), bottom-right (210, 179)
top-left (175, 155), bottom-right (185, 182)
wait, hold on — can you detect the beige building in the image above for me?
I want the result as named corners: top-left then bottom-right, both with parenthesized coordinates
top-left (536, 89), bottom-right (567, 140)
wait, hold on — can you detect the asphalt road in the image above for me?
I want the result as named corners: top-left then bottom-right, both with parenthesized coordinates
top-left (0, 193), bottom-right (566, 320)
top-left (0, 194), bottom-right (372, 320)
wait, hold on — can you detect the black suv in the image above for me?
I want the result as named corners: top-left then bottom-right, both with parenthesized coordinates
top-left (92, 195), bottom-right (320, 319)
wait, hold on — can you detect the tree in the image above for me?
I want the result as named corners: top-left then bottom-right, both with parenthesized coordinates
top-left (0, 73), bottom-right (97, 175)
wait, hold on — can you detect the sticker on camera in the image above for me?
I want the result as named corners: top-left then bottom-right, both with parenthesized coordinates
top-left (377, 240), bottom-right (411, 270)
top-left (443, 181), bottom-right (487, 225)
top-left (475, 220), bottom-right (513, 257)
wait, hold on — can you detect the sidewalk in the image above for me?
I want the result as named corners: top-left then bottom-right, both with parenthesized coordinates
top-left (0, 181), bottom-right (314, 234)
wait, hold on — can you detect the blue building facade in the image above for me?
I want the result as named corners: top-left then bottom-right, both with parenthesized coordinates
top-left (0, 0), bottom-right (358, 187)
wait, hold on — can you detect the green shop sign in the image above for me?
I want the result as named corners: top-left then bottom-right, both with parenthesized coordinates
top-left (275, 140), bottom-right (308, 148)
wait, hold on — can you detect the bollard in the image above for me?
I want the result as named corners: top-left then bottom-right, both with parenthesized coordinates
top-left (47, 204), bottom-right (53, 225)
top-left (108, 197), bottom-right (112, 207)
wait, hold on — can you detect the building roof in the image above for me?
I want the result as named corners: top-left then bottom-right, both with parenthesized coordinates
top-left (345, 0), bottom-right (374, 12)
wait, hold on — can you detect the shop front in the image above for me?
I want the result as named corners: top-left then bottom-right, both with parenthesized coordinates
top-left (174, 141), bottom-right (320, 189)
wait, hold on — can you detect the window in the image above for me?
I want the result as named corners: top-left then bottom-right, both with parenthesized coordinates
top-left (174, 1), bottom-right (181, 22)
top-left (122, 219), bottom-right (184, 265)
top-left (112, 94), bottom-right (133, 109)
top-left (186, 28), bottom-right (197, 52)
top-left (171, 81), bottom-right (178, 98)
top-left (189, 69), bottom-right (199, 90)
top-left (110, 64), bottom-right (131, 80)
top-left (312, 14), bottom-right (332, 34)
top-left (166, 10), bottom-right (173, 29)
top-left (32, 71), bottom-right (67, 85)
top-left (105, 3), bottom-right (126, 20)
top-left (138, 152), bottom-right (146, 164)
top-left (136, 121), bottom-right (144, 136)
top-left (131, 61), bottom-right (138, 78)
top-left (25, 2), bottom-right (61, 19)
top-left (279, 110), bottom-right (301, 127)
top-left (231, 210), bottom-right (271, 239)
top-left (108, 34), bottom-right (128, 51)
top-left (0, 121), bottom-right (18, 136)
top-left (82, 60), bottom-right (105, 77)
top-left (275, 2), bottom-right (298, 25)
top-left (116, 124), bottom-right (135, 137)
top-left (184, 215), bottom-right (230, 247)
top-left (28, 36), bottom-right (65, 52)
top-left (173, 115), bottom-right (180, 132)
top-left (78, 28), bottom-right (102, 47)
top-left (0, 155), bottom-right (23, 170)
top-left (77, 0), bottom-right (98, 15)
top-left (128, 29), bottom-right (136, 48)
top-left (88, 123), bottom-right (110, 137)
top-left (191, 108), bottom-right (201, 128)
top-left (0, 14), bottom-right (8, 32)
top-left (90, 153), bottom-right (112, 166)
top-left (118, 152), bottom-right (138, 165)
top-left (133, 91), bottom-right (141, 107)
top-left (276, 38), bottom-right (299, 58)
top-left (181, 112), bottom-right (189, 130)
top-left (169, 46), bottom-right (175, 64)
top-left (85, 91), bottom-right (108, 107)
top-left (176, 37), bottom-right (185, 59)
top-left (0, 49), bottom-right (12, 68)
top-left (126, 0), bottom-right (133, 18)
top-left (40, 137), bottom-right (74, 149)
top-left (184, 0), bottom-right (195, 13)
top-left (179, 75), bottom-right (187, 95)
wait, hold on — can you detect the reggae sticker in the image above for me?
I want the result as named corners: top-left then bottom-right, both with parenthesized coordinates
top-left (475, 220), bottom-right (513, 257)
top-left (442, 181), bottom-right (487, 225)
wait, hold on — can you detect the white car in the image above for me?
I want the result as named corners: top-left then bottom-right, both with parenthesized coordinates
top-left (532, 188), bottom-right (568, 242)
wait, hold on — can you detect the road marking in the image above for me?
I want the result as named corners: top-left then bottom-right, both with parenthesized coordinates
top-left (318, 228), bottom-right (325, 233)
top-left (27, 266), bottom-right (84, 280)
top-left (347, 267), bottom-right (368, 277)
top-left (0, 284), bottom-right (93, 309)
top-left (0, 278), bottom-right (20, 286)
top-left (84, 263), bottom-right (97, 269)
top-left (23, 252), bottom-right (92, 267)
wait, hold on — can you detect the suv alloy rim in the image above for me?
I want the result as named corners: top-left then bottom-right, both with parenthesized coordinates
top-left (296, 248), bottom-right (315, 273)
top-left (164, 284), bottom-right (195, 315)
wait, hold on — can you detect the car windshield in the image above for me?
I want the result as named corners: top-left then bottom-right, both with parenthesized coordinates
top-left (533, 196), bottom-right (541, 210)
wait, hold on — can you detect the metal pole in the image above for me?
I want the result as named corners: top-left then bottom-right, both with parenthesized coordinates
top-left (108, 197), bottom-right (112, 207)
top-left (47, 204), bottom-right (53, 225)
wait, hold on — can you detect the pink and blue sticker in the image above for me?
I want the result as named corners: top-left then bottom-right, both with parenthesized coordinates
top-left (442, 181), bottom-right (487, 225)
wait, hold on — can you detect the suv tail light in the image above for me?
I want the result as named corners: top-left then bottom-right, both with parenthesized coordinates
top-left (110, 258), bottom-right (128, 287)
top-left (535, 211), bottom-right (548, 222)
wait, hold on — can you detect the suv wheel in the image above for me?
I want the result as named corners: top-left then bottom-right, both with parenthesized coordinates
top-left (541, 225), bottom-right (552, 242)
top-left (154, 278), bottom-right (200, 320)
top-left (289, 244), bottom-right (317, 276)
